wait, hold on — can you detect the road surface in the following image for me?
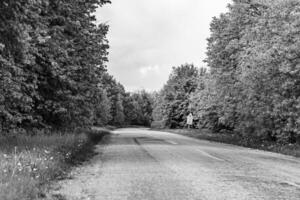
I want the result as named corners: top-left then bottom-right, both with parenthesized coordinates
top-left (53, 128), bottom-right (300, 200)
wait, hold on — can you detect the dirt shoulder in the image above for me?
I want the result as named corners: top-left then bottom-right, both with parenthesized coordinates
top-left (47, 134), bottom-right (110, 200)
top-left (45, 128), bottom-right (112, 200)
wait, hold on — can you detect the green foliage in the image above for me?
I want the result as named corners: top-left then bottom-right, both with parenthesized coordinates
top-left (85, 127), bottom-right (111, 144)
top-left (195, 0), bottom-right (300, 143)
top-left (0, 0), bottom-right (40, 131)
top-left (94, 89), bottom-right (111, 126)
top-left (190, 74), bottom-right (221, 131)
top-left (113, 93), bottom-right (125, 126)
top-left (235, 0), bottom-right (300, 143)
top-left (124, 90), bottom-right (154, 126)
top-left (154, 0), bottom-right (300, 144)
top-left (0, 0), bottom-right (120, 132)
top-left (33, 0), bottom-right (111, 129)
top-left (152, 64), bottom-right (200, 128)
top-left (99, 73), bottom-right (127, 126)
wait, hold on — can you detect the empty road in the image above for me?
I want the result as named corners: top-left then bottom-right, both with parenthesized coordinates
top-left (54, 128), bottom-right (300, 200)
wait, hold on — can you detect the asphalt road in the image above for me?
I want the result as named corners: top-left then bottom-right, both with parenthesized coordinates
top-left (55, 128), bottom-right (300, 200)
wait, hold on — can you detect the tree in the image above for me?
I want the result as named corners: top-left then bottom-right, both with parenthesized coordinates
top-left (195, 0), bottom-right (300, 143)
top-left (129, 91), bottom-right (153, 126)
top-left (32, 0), bottom-right (111, 129)
top-left (152, 64), bottom-right (199, 128)
top-left (0, 0), bottom-right (43, 131)
top-left (94, 88), bottom-right (111, 126)
top-left (205, 0), bottom-right (268, 131)
top-left (0, 0), bottom-right (113, 133)
top-left (236, 0), bottom-right (300, 142)
top-left (113, 93), bottom-right (125, 126)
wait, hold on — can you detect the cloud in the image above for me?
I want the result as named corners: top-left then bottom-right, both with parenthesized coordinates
top-left (96, 0), bottom-right (230, 91)
top-left (139, 65), bottom-right (160, 77)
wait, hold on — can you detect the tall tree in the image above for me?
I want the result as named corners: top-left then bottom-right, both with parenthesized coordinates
top-left (153, 64), bottom-right (199, 128)
top-left (236, 0), bottom-right (300, 142)
top-left (194, 0), bottom-right (300, 143)
top-left (0, 0), bottom-right (45, 131)
top-left (205, 0), bottom-right (267, 131)
top-left (0, 0), bottom-right (112, 132)
top-left (113, 93), bottom-right (125, 126)
top-left (124, 90), bottom-right (153, 126)
top-left (93, 88), bottom-right (111, 126)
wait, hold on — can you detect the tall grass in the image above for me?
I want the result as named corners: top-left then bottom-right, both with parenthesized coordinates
top-left (0, 128), bottom-right (110, 200)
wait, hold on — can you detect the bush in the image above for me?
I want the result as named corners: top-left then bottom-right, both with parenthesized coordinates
top-left (85, 128), bottom-right (111, 144)
top-left (151, 120), bottom-right (167, 129)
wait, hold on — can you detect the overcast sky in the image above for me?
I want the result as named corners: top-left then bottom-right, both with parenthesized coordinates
top-left (96, 0), bottom-right (231, 92)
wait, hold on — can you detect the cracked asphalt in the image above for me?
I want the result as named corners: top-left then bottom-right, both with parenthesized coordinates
top-left (53, 128), bottom-right (300, 200)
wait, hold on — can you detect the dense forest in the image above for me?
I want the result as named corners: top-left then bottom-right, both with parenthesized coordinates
top-left (153, 0), bottom-right (300, 144)
top-left (0, 0), bottom-right (153, 134)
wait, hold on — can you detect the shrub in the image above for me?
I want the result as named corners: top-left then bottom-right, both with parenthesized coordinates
top-left (85, 128), bottom-right (111, 144)
top-left (151, 120), bottom-right (167, 129)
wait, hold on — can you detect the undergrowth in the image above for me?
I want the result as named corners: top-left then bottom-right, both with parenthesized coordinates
top-left (0, 128), bottom-right (110, 200)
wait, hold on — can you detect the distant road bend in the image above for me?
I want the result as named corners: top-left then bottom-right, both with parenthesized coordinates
top-left (55, 128), bottom-right (300, 200)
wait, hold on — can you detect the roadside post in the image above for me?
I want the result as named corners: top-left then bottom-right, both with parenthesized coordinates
top-left (187, 113), bottom-right (193, 129)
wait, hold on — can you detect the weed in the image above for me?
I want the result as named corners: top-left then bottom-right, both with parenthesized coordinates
top-left (0, 128), bottom-right (109, 200)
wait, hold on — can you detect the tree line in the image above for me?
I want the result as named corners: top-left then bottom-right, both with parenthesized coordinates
top-left (152, 0), bottom-right (300, 144)
top-left (0, 0), bottom-right (153, 133)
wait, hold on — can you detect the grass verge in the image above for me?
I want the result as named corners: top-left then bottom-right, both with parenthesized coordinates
top-left (0, 128), bottom-right (110, 200)
top-left (159, 128), bottom-right (300, 158)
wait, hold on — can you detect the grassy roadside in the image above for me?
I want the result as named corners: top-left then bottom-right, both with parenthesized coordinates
top-left (0, 128), bottom-right (111, 200)
top-left (159, 128), bottom-right (300, 158)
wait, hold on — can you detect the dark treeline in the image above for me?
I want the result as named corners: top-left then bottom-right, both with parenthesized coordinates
top-left (153, 0), bottom-right (300, 144)
top-left (0, 0), bottom-right (153, 133)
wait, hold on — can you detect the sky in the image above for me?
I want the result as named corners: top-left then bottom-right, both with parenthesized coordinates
top-left (96, 0), bottom-right (231, 92)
